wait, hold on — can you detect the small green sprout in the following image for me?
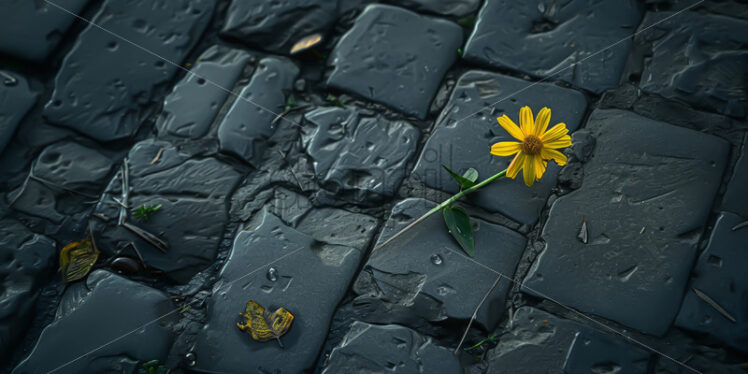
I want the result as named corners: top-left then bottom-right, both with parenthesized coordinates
top-left (326, 94), bottom-right (345, 108)
top-left (132, 204), bottom-right (162, 222)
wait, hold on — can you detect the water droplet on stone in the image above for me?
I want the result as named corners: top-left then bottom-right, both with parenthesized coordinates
top-left (430, 254), bottom-right (443, 265)
top-left (267, 267), bottom-right (278, 281)
top-left (185, 352), bottom-right (196, 366)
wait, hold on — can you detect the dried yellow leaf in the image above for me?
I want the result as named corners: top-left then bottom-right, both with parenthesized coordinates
top-left (59, 238), bottom-right (99, 283)
top-left (237, 300), bottom-right (294, 347)
top-left (289, 33), bottom-right (323, 55)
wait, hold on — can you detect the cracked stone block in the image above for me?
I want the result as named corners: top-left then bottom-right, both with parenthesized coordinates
top-left (412, 71), bottom-right (587, 225)
top-left (0, 71), bottom-right (37, 156)
top-left (675, 212), bottom-right (748, 352)
top-left (388, 0), bottom-right (480, 17)
top-left (463, 0), bottom-right (642, 93)
top-left (43, 0), bottom-right (214, 142)
top-left (221, 0), bottom-right (338, 54)
top-left (0, 219), bottom-right (55, 362)
top-left (12, 270), bottom-right (176, 374)
top-left (484, 307), bottom-right (650, 373)
top-left (634, 11), bottom-right (748, 118)
top-left (92, 139), bottom-right (241, 283)
top-left (10, 141), bottom-right (114, 223)
top-left (720, 134), bottom-right (748, 218)
top-left (218, 57), bottom-right (298, 167)
top-left (326, 4), bottom-right (462, 119)
top-left (322, 321), bottom-right (461, 374)
top-left (192, 208), bottom-right (376, 373)
top-left (0, 0), bottom-right (90, 62)
top-left (353, 198), bottom-right (526, 330)
top-left (302, 106), bottom-right (420, 204)
top-left (522, 109), bottom-right (730, 336)
top-left (156, 45), bottom-right (250, 139)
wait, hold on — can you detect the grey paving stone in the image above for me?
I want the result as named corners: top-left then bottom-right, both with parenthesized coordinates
top-left (92, 139), bottom-right (241, 283)
top-left (353, 198), bottom-right (526, 330)
top-left (221, 0), bottom-right (338, 54)
top-left (522, 109), bottom-right (730, 336)
top-left (411, 70), bottom-right (587, 225)
top-left (192, 208), bottom-right (375, 373)
top-left (322, 321), bottom-right (461, 374)
top-left (720, 133), bottom-right (748, 218)
top-left (156, 45), bottom-right (250, 139)
top-left (484, 307), bottom-right (650, 374)
top-left (12, 270), bottom-right (176, 374)
top-left (0, 219), bottom-right (55, 362)
top-left (43, 0), bottom-right (214, 142)
top-left (0, 71), bottom-right (37, 156)
top-left (388, 0), bottom-right (480, 17)
top-left (0, 0), bottom-right (90, 62)
top-left (647, 0), bottom-right (748, 20)
top-left (634, 11), bottom-right (748, 118)
top-left (463, 0), bottom-right (642, 93)
top-left (327, 4), bottom-right (462, 119)
top-left (302, 106), bottom-right (420, 204)
top-left (675, 212), bottom-right (748, 352)
top-left (218, 57), bottom-right (298, 167)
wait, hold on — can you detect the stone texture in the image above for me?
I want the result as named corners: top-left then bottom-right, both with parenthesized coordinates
top-left (720, 133), bottom-right (748, 218)
top-left (633, 11), bottom-right (748, 118)
top-left (647, 0), bottom-right (748, 20)
top-left (327, 4), bottom-right (462, 119)
top-left (484, 307), bottom-right (650, 373)
top-left (221, 0), bottom-right (338, 54)
top-left (43, 0), bottom-right (214, 141)
top-left (0, 71), bottom-right (37, 156)
top-left (412, 70), bottom-right (587, 225)
top-left (353, 198), bottom-right (526, 330)
top-left (463, 0), bottom-right (642, 93)
top-left (0, 0), bottom-right (90, 62)
top-left (675, 212), bottom-right (748, 352)
top-left (92, 139), bottom-right (241, 283)
top-left (388, 0), bottom-right (480, 17)
top-left (218, 57), bottom-right (298, 167)
top-left (192, 208), bottom-right (376, 373)
top-left (322, 321), bottom-right (461, 374)
top-left (522, 109), bottom-right (730, 336)
top-left (156, 45), bottom-right (250, 139)
top-left (0, 219), bottom-right (55, 362)
top-left (12, 270), bottom-right (175, 374)
top-left (302, 106), bottom-right (420, 204)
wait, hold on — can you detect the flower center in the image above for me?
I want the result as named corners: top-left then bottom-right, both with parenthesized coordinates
top-left (522, 135), bottom-right (543, 155)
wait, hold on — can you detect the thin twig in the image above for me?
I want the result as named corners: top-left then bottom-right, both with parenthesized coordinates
top-left (150, 148), bottom-right (164, 165)
top-left (122, 221), bottom-right (169, 253)
top-left (272, 104), bottom-right (310, 126)
top-left (118, 158), bottom-right (129, 225)
top-left (29, 175), bottom-right (98, 198)
top-left (125, 241), bottom-right (148, 269)
top-left (455, 274), bottom-right (502, 355)
top-left (8, 169), bottom-right (32, 207)
top-left (111, 196), bottom-right (128, 209)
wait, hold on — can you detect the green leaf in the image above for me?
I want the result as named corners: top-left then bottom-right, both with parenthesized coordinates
top-left (443, 205), bottom-right (475, 257)
top-left (442, 164), bottom-right (477, 189)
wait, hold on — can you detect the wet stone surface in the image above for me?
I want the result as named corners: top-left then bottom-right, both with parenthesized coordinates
top-left (412, 70), bottom-right (587, 225)
top-left (720, 133), bottom-right (748, 218)
top-left (0, 0), bottom-right (90, 62)
top-left (675, 212), bottom-right (748, 352)
top-left (302, 106), bottom-right (420, 204)
top-left (463, 0), bottom-right (643, 93)
top-left (0, 71), bottom-right (37, 157)
top-left (92, 139), bottom-right (242, 283)
top-left (156, 45), bottom-right (251, 139)
top-left (218, 56), bottom-right (299, 167)
top-left (43, 0), bottom-right (215, 142)
top-left (0, 218), bottom-right (55, 362)
top-left (192, 207), bottom-right (376, 374)
top-left (353, 198), bottom-right (526, 330)
top-left (12, 270), bottom-right (176, 374)
top-left (389, 0), bottom-right (481, 17)
top-left (632, 11), bottom-right (748, 118)
top-left (322, 321), bottom-right (461, 373)
top-left (327, 4), bottom-right (463, 119)
top-left (523, 109), bottom-right (730, 336)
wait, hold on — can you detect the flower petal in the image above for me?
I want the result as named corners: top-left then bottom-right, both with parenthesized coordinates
top-left (522, 155), bottom-right (536, 186)
top-left (507, 152), bottom-right (525, 179)
top-left (534, 155), bottom-right (547, 179)
top-left (497, 115), bottom-right (524, 141)
top-left (543, 135), bottom-right (572, 149)
top-left (541, 123), bottom-right (569, 143)
top-left (490, 141), bottom-right (521, 156)
top-left (519, 106), bottom-right (534, 136)
top-left (534, 107), bottom-right (551, 136)
top-left (541, 148), bottom-right (567, 166)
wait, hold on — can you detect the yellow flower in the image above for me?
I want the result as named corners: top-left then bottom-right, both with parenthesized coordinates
top-left (490, 106), bottom-right (572, 187)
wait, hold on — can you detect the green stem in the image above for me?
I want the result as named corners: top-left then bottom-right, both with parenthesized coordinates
top-left (370, 168), bottom-right (507, 255)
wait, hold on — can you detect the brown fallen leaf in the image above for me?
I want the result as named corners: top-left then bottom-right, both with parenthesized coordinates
top-left (237, 300), bottom-right (294, 348)
top-left (289, 33), bottom-right (323, 55)
top-left (59, 238), bottom-right (99, 283)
